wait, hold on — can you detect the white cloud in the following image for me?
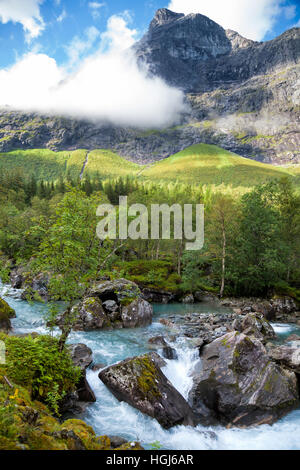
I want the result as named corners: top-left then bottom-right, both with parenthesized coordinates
top-left (0, 14), bottom-right (186, 129)
top-left (167, 0), bottom-right (297, 40)
top-left (100, 13), bottom-right (138, 51)
top-left (0, 0), bottom-right (45, 42)
top-left (65, 26), bottom-right (100, 66)
top-left (57, 9), bottom-right (67, 23)
top-left (88, 1), bottom-right (105, 19)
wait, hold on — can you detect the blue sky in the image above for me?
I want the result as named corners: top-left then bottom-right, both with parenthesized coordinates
top-left (0, 0), bottom-right (299, 69)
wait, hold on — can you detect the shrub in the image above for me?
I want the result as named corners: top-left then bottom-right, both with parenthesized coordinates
top-left (0, 334), bottom-right (81, 414)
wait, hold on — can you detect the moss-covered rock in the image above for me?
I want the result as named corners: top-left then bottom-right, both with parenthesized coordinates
top-left (56, 279), bottom-right (153, 331)
top-left (0, 297), bottom-right (16, 333)
top-left (99, 352), bottom-right (195, 429)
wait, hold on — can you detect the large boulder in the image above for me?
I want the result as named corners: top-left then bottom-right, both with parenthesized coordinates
top-left (236, 313), bottom-right (276, 343)
top-left (57, 279), bottom-right (153, 331)
top-left (65, 298), bottom-right (110, 332)
top-left (189, 332), bottom-right (298, 427)
top-left (99, 352), bottom-right (195, 429)
top-left (0, 297), bottom-right (16, 333)
top-left (269, 345), bottom-right (300, 375)
top-left (89, 279), bottom-right (140, 304)
top-left (121, 299), bottom-right (153, 328)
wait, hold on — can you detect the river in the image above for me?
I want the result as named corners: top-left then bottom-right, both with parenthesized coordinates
top-left (1, 282), bottom-right (300, 450)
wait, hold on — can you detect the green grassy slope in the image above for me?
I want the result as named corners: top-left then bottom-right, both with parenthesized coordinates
top-left (84, 149), bottom-right (140, 179)
top-left (0, 144), bottom-right (297, 188)
top-left (0, 149), bottom-right (72, 181)
top-left (141, 144), bottom-right (293, 187)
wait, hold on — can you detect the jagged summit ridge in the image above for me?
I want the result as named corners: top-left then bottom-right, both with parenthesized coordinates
top-left (149, 8), bottom-right (184, 30)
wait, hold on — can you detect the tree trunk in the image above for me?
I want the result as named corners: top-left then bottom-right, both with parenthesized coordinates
top-left (220, 220), bottom-right (226, 298)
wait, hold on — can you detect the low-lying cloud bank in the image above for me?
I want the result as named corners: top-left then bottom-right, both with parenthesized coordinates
top-left (0, 15), bottom-right (187, 129)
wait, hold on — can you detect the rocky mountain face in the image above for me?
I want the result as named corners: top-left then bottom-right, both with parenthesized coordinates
top-left (0, 8), bottom-right (299, 165)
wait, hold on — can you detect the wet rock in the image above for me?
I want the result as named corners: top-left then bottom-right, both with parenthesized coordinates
top-left (148, 336), bottom-right (168, 349)
top-left (76, 376), bottom-right (96, 403)
top-left (142, 288), bottom-right (176, 304)
top-left (56, 279), bottom-right (153, 331)
top-left (0, 297), bottom-right (16, 333)
top-left (68, 343), bottom-right (93, 370)
top-left (162, 346), bottom-right (178, 360)
top-left (148, 336), bottom-right (178, 360)
top-left (108, 436), bottom-right (128, 448)
top-left (194, 291), bottom-right (204, 302)
top-left (238, 313), bottom-right (276, 343)
top-left (189, 332), bottom-right (298, 427)
top-left (99, 352), bottom-right (195, 429)
top-left (103, 300), bottom-right (120, 322)
top-left (121, 299), bottom-right (153, 328)
top-left (181, 294), bottom-right (194, 304)
top-left (269, 346), bottom-right (300, 374)
top-left (286, 334), bottom-right (300, 343)
top-left (10, 268), bottom-right (24, 289)
top-left (68, 343), bottom-right (96, 405)
top-left (90, 363), bottom-right (106, 372)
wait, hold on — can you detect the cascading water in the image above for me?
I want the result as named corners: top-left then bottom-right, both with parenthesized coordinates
top-left (2, 280), bottom-right (300, 450)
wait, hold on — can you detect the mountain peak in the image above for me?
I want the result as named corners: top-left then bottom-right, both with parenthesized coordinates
top-left (150, 8), bottom-right (184, 30)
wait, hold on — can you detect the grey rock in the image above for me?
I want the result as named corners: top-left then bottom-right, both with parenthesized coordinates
top-left (99, 352), bottom-right (195, 429)
top-left (269, 345), bottom-right (300, 374)
top-left (189, 332), bottom-right (298, 427)
top-left (121, 299), bottom-right (153, 328)
top-left (68, 343), bottom-right (93, 370)
top-left (181, 294), bottom-right (194, 304)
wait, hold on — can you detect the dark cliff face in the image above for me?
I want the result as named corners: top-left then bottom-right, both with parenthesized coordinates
top-left (134, 8), bottom-right (232, 91)
top-left (134, 9), bottom-right (300, 93)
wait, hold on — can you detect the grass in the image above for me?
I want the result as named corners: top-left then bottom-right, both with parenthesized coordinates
top-left (0, 149), bottom-right (71, 181)
top-left (0, 144), bottom-right (297, 188)
top-left (140, 144), bottom-right (295, 187)
top-left (84, 149), bottom-right (140, 179)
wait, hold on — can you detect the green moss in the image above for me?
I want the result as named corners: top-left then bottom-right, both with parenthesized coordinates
top-left (135, 355), bottom-right (162, 399)
top-left (0, 298), bottom-right (15, 322)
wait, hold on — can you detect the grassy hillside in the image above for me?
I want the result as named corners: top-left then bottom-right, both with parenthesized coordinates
top-left (0, 149), bottom-right (72, 181)
top-left (0, 148), bottom-right (140, 182)
top-left (84, 149), bottom-right (140, 179)
top-left (0, 144), bottom-right (297, 188)
top-left (140, 144), bottom-right (293, 187)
